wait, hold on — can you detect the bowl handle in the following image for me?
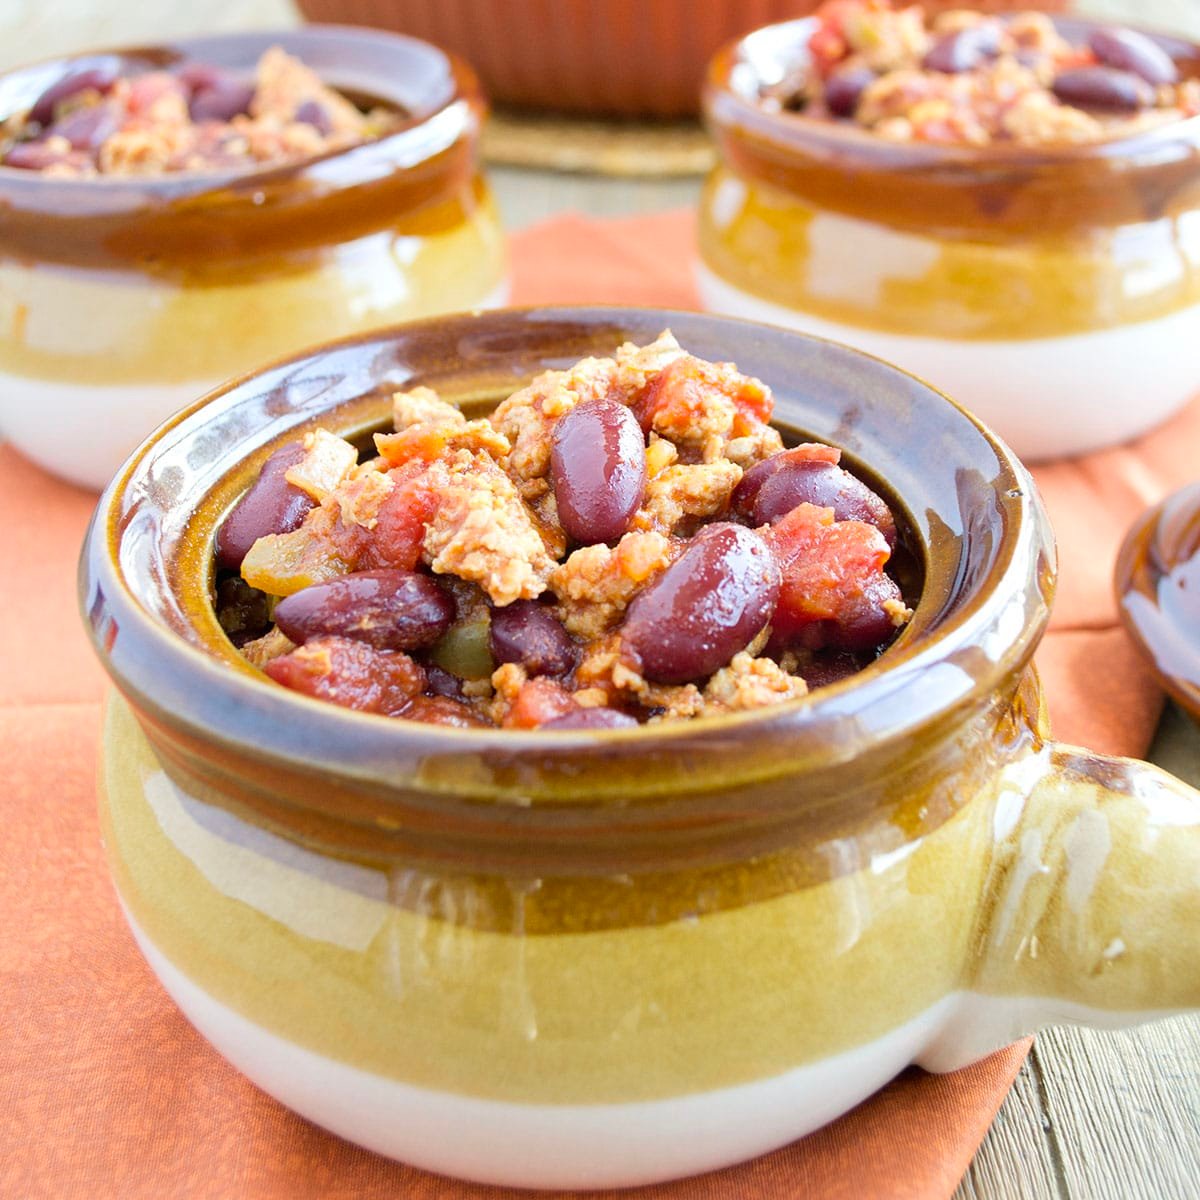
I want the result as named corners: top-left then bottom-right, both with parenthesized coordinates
top-left (917, 742), bottom-right (1200, 1072)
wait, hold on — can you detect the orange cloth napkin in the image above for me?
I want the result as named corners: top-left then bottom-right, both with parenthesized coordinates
top-left (2, 209), bottom-right (1194, 1199)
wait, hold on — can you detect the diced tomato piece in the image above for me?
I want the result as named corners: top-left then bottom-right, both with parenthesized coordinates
top-left (808, 0), bottom-right (887, 74)
top-left (403, 695), bottom-right (488, 728)
top-left (637, 355), bottom-right (774, 435)
top-left (809, 24), bottom-right (849, 75)
top-left (265, 636), bottom-right (426, 716)
top-left (504, 677), bottom-right (580, 729)
top-left (764, 502), bottom-right (898, 651)
top-left (358, 463), bottom-right (439, 572)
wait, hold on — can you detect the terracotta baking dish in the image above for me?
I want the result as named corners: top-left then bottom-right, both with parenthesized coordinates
top-left (292, 0), bottom-right (1068, 116)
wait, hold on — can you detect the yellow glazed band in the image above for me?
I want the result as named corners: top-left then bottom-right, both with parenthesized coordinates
top-left (698, 169), bottom-right (1200, 342)
top-left (0, 179), bottom-right (505, 387)
top-left (102, 676), bottom-right (1200, 1106)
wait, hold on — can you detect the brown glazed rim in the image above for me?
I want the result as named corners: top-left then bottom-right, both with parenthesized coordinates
top-left (79, 306), bottom-right (1054, 814)
top-left (704, 15), bottom-right (1200, 235)
top-left (0, 26), bottom-right (486, 270)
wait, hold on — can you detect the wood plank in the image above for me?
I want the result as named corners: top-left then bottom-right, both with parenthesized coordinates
top-left (955, 1056), bottom-right (1063, 1199)
top-left (1036, 1018), bottom-right (1200, 1199)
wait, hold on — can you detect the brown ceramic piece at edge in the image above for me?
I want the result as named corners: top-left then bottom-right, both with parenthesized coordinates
top-left (292, 0), bottom-right (1067, 117)
top-left (79, 308), bottom-right (1200, 1188)
top-left (1116, 482), bottom-right (1200, 719)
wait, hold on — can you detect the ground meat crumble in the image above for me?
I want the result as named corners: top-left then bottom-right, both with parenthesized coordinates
top-left (214, 332), bottom-right (915, 729)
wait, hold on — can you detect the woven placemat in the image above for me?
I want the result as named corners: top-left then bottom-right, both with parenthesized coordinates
top-left (483, 109), bottom-right (715, 178)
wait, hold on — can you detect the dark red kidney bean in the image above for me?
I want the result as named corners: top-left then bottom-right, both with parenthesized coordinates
top-left (923, 24), bottom-right (1002, 73)
top-left (47, 102), bottom-right (120, 152)
top-left (730, 454), bottom-right (786, 516)
top-left (274, 570), bottom-right (454, 651)
top-left (755, 463), bottom-right (897, 548)
top-left (622, 523), bottom-right (780, 684)
top-left (541, 707), bottom-right (639, 730)
top-left (826, 573), bottom-right (904, 652)
top-left (189, 79), bottom-right (256, 122)
top-left (1090, 27), bottom-right (1178, 87)
top-left (4, 140), bottom-right (66, 169)
top-left (214, 442), bottom-right (315, 571)
top-left (176, 63), bottom-right (226, 92)
top-left (424, 663), bottom-right (465, 698)
top-left (551, 397), bottom-right (647, 545)
top-left (29, 66), bottom-right (116, 126)
top-left (825, 66), bottom-right (876, 117)
top-left (489, 600), bottom-right (580, 677)
top-left (294, 99), bottom-right (333, 134)
top-left (1052, 66), bottom-right (1154, 111)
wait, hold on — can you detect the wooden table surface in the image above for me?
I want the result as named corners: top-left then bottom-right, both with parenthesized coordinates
top-left (4, 2), bottom-right (1198, 1197)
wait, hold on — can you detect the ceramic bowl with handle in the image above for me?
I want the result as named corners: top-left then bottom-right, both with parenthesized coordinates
top-left (80, 307), bottom-right (1200, 1188)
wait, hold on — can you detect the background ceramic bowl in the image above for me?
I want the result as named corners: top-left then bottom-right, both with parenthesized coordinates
top-left (81, 307), bottom-right (1200, 1188)
top-left (697, 15), bottom-right (1200, 461)
top-left (0, 26), bottom-right (506, 491)
top-left (292, 0), bottom-right (1068, 116)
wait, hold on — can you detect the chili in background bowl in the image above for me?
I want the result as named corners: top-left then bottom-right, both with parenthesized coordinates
top-left (0, 26), bottom-right (507, 492)
top-left (80, 307), bottom-right (1200, 1188)
top-left (697, 14), bottom-right (1200, 461)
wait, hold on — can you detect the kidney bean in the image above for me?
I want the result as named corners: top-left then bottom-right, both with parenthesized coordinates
top-left (1052, 66), bottom-right (1154, 112)
top-left (732, 444), bottom-right (838, 512)
top-left (824, 573), bottom-right (904, 652)
top-left (489, 600), bottom-right (579, 677)
top-left (189, 79), bottom-right (256, 122)
top-left (923, 24), bottom-right (1002, 74)
top-left (48, 101), bottom-right (120, 152)
top-left (551, 397), bottom-right (647, 544)
top-left (733, 452), bottom-right (896, 548)
top-left (295, 99), bottom-right (333, 134)
top-left (762, 464), bottom-right (894, 547)
top-left (1090, 27), bottom-right (1178, 87)
top-left (3, 140), bottom-right (74, 170)
top-left (273, 570), bottom-right (453, 651)
top-left (424, 663), bottom-right (465, 698)
top-left (825, 66), bottom-right (876, 117)
top-left (214, 442), bottom-right (316, 571)
top-left (622, 523), bottom-right (780, 684)
top-left (29, 66), bottom-right (116, 126)
top-left (176, 63), bottom-right (226, 92)
top-left (541, 707), bottom-right (639, 730)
